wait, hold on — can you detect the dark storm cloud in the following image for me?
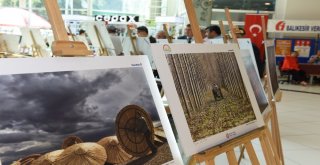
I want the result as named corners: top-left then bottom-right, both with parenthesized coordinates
top-left (0, 67), bottom-right (161, 164)
top-left (0, 133), bottom-right (32, 143)
top-left (0, 70), bottom-right (121, 133)
top-left (131, 86), bottom-right (160, 121)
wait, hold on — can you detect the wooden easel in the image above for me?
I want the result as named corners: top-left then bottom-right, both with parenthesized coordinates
top-left (184, 0), bottom-right (203, 43)
top-left (29, 30), bottom-right (42, 57)
top-left (163, 24), bottom-right (173, 43)
top-left (225, 9), bottom-right (280, 165)
top-left (44, 0), bottom-right (91, 56)
top-left (218, 20), bottom-right (228, 44)
top-left (224, 8), bottom-right (239, 44)
top-left (93, 25), bottom-right (109, 56)
top-left (261, 15), bottom-right (285, 164)
top-left (184, 1), bottom-right (282, 164)
top-left (189, 126), bottom-right (281, 165)
top-left (223, 10), bottom-right (284, 165)
top-left (126, 24), bottom-right (140, 55)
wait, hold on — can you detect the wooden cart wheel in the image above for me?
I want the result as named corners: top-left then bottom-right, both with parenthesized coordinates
top-left (115, 105), bottom-right (154, 157)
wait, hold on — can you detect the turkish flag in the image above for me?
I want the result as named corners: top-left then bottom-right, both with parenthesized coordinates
top-left (244, 14), bottom-right (268, 61)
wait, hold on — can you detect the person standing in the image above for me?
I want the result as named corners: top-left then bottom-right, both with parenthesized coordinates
top-left (178, 24), bottom-right (193, 43)
top-left (205, 25), bottom-right (222, 39)
top-left (137, 26), bottom-right (156, 43)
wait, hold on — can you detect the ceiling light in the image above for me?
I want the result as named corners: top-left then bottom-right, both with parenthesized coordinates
top-left (264, 2), bottom-right (271, 5)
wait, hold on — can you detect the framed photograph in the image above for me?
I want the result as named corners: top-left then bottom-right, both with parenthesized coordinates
top-left (265, 40), bottom-right (280, 98)
top-left (20, 28), bottom-right (50, 57)
top-left (0, 33), bottom-right (20, 54)
top-left (0, 57), bottom-right (182, 165)
top-left (240, 50), bottom-right (270, 116)
top-left (84, 21), bottom-right (116, 56)
top-left (151, 44), bottom-right (264, 156)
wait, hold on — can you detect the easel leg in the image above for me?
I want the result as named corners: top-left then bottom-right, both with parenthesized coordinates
top-left (271, 101), bottom-right (285, 164)
top-left (237, 145), bottom-right (246, 164)
top-left (265, 127), bottom-right (282, 165)
top-left (206, 159), bottom-right (215, 165)
top-left (260, 135), bottom-right (272, 165)
top-left (244, 142), bottom-right (260, 165)
top-left (226, 150), bottom-right (238, 165)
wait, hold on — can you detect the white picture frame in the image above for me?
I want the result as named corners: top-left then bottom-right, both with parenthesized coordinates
top-left (151, 44), bottom-right (264, 156)
top-left (0, 56), bottom-right (183, 165)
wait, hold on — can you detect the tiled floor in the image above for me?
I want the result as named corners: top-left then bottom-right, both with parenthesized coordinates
top-left (276, 87), bottom-right (320, 165)
top-left (214, 85), bottom-right (320, 165)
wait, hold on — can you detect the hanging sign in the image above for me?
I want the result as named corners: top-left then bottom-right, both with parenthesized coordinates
top-left (268, 20), bottom-right (320, 33)
top-left (95, 15), bottom-right (139, 23)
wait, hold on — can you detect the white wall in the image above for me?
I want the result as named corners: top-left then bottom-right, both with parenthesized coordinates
top-left (285, 0), bottom-right (320, 20)
top-left (274, 0), bottom-right (320, 38)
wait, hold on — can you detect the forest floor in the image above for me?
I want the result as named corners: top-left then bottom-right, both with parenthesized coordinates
top-left (186, 88), bottom-right (257, 142)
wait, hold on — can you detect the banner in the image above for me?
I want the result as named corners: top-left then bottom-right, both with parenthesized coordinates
top-left (268, 20), bottom-right (320, 33)
top-left (244, 14), bottom-right (268, 61)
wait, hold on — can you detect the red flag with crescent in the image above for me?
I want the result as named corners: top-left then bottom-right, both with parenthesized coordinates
top-left (244, 14), bottom-right (268, 61)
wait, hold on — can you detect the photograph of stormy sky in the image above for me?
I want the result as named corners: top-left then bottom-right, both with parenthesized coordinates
top-left (0, 67), bottom-right (160, 164)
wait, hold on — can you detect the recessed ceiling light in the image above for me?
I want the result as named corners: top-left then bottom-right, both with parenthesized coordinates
top-left (264, 2), bottom-right (271, 5)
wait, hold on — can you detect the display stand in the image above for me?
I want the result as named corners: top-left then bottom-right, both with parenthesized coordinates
top-left (184, 0), bottom-right (203, 43)
top-left (93, 25), bottom-right (109, 56)
top-left (261, 15), bottom-right (285, 164)
top-left (163, 24), bottom-right (173, 43)
top-left (183, 2), bottom-right (282, 164)
top-left (224, 8), bottom-right (238, 44)
top-left (29, 30), bottom-right (42, 57)
top-left (44, 0), bottom-right (91, 56)
top-left (189, 126), bottom-right (280, 165)
top-left (218, 20), bottom-right (228, 44)
top-left (126, 24), bottom-right (140, 55)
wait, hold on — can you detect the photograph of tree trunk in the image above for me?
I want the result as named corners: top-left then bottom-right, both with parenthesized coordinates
top-left (166, 52), bottom-right (257, 142)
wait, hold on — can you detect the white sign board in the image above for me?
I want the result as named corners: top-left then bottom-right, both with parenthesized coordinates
top-left (268, 19), bottom-right (320, 33)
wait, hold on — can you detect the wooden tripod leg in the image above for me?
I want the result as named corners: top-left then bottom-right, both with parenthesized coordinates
top-left (237, 145), bottom-right (246, 164)
top-left (244, 142), bottom-right (260, 165)
top-left (226, 150), bottom-right (238, 165)
top-left (265, 129), bottom-right (282, 165)
top-left (264, 133), bottom-right (280, 165)
top-left (184, 0), bottom-right (203, 43)
top-left (260, 135), bottom-right (272, 165)
top-left (271, 101), bottom-right (284, 164)
top-left (206, 159), bottom-right (215, 165)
